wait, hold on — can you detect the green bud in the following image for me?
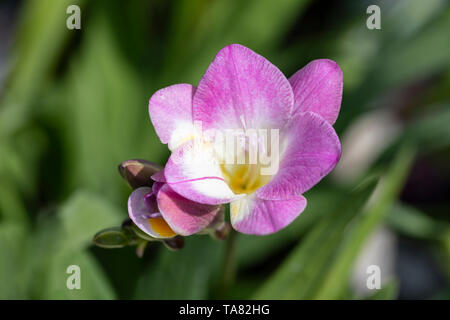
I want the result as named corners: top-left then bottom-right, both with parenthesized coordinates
top-left (118, 159), bottom-right (163, 189)
top-left (93, 226), bottom-right (133, 248)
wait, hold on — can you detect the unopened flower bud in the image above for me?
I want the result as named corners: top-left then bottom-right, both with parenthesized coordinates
top-left (93, 226), bottom-right (133, 248)
top-left (118, 159), bottom-right (163, 189)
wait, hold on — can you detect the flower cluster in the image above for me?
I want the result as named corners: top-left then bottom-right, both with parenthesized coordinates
top-left (123, 159), bottom-right (227, 239)
top-left (94, 44), bottom-right (342, 252)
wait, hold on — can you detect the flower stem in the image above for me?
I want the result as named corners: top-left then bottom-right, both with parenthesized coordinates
top-left (219, 229), bottom-right (237, 297)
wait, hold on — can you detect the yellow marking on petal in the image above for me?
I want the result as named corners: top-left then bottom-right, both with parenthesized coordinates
top-left (231, 203), bottom-right (239, 218)
top-left (221, 163), bottom-right (271, 195)
top-left (230, 199), bottom-right (249, 223)
top-left (178, 134), bottom-right (195, 146)
top-left (148, 218), bottom-right (176, 238)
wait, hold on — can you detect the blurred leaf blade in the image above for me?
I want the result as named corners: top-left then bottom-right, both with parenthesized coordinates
top-left (388, 202), bottom-right (449, 240)
top-left (365, 280), bottom-right (399, 300)
top-left (0, 0), bottom-right (85, 137)
top-left (313, 145), bottom-right (415, 299)
top-left (134, 237), bottom-right (225, 299)
top-left (25, 190), bottom-right (124, 299)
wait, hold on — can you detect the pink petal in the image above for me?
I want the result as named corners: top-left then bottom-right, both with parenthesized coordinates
top-left (230, 194), bottom-right (307, 235)
top-left (152, 181), bottom-right (164, 195)
top-left (164, 139), bottom-right (243, 205)
top-left (128, 187), bottom-right (176, 239)
top-left (156, 183), bottom-right (221, 236)
top-left (151, 170), bottom-right (166, 182)
top-left (257, 112), bottom-right (341, 200)
top-left (289, 59), bottom-right (343, 125)
top-left (193, 44), bottom-right (293, 133)
top-left (148, 84), bottom-right (196, 150)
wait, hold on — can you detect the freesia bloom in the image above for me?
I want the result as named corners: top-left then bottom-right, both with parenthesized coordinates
top-left (149, 44), bottom-right (343, 235)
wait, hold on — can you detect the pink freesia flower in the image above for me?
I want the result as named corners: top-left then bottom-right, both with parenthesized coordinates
top-left (148, 44), bottom-right (342, 235)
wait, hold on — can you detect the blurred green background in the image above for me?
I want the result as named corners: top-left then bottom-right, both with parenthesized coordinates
top-left (0, 0), bottom-right (449, 299)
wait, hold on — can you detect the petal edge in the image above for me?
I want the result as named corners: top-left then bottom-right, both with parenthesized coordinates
top-left (289, 59), bottom-right (343, 125)
top-left (230, 195), bottom-right (307, 235)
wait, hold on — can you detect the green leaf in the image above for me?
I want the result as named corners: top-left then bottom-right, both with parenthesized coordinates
top-left (0, 0), bottom-right (85, 137)
top-left (221, 0), bottom-right (312, 49)
top-left (375, 9), bottom-right (450, 91)
top-left (313, 146), bottom-right (415, 299)
top-left (57, 190), bottom-right (123, 252)
top-left (134, 237), bottom-right (225, 299)
top-left (388, 202), bottom-right (449, 240)
top-left (365, 280), bottom-right (399, 300)
top-left (41, 250), bottom-right (116, 300)
top-left (163, 0), bottom-right (312, 83)
top-left (0, 223), bottom-right (28, 299)
top-left (334, 5), bottom-right (450, 130)
top-left (26, 190), bottom-right (124, 299)
top-left (377, 104), bottom-right (450, 165)
top-left (402, 105), bottom-right (450, 152)
top-left (59, 14), bottom-right (167, 199)
top-left (0, 180), bottom-right (29, 226)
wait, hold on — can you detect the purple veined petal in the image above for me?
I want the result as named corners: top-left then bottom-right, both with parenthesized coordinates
top-left (128, 187), bottom-right (177, 239)
top-left (143, 190), bottom-right (158, 211)
top-left (289, 59), bottom-right (343, 125)
top-left (140, 212), bottom-right (162, 219)
top-left (257, 112), bottom-right (341, 200)
top-left (148, 84), bottom-right (196, 150)
top-left (156, 183), bottom-right (221, 236)
top-left (164, 139), bottom-right (244, 205)
top-left (193, 44), bottom-right (293, 133)
top-left (230, 194), bottom-right (307, 235)
top-left (151, 181), bottom-right (165, 195)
